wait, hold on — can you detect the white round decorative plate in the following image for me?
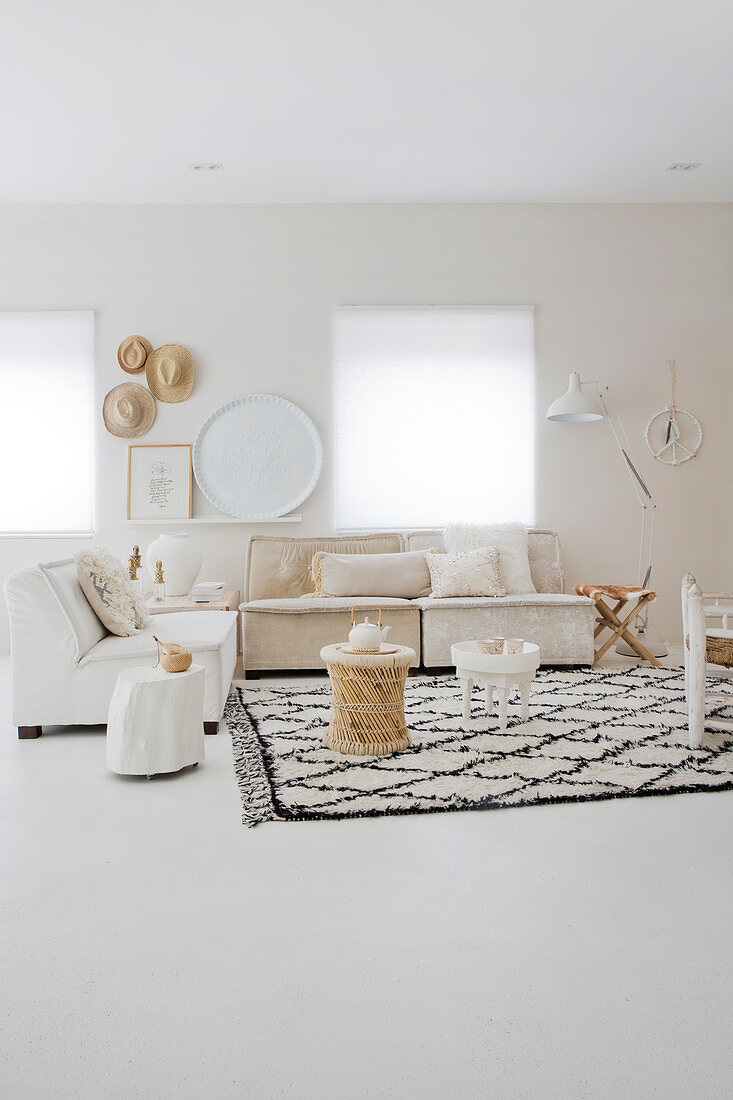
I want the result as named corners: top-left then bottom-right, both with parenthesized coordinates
top-left (193, 394), bottom-right (323, 519)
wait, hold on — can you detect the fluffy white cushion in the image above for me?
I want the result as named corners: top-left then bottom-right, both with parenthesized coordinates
top-left (74, 546), bottom-right (150, 637)
top-left (426, 546), bottom-right (505, 599)
top-left (311, 549), bottom-right (432, 599)
top-left (444, 523), bottom-right (536, 594)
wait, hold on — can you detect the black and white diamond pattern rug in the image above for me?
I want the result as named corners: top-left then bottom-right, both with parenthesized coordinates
top-left (224, 666), bottom-right (733, 827)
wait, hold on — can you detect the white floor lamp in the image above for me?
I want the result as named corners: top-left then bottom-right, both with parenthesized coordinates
top-left (546, 372), bottom-right (667, 659)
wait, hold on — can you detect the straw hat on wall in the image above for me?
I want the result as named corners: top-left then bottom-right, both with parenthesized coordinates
top-left (103, 383), bottom-right (156, 438)
top-left (146, 344), bottom-right (195, 403)
top-left (118, 335), bottom-right (154, 374)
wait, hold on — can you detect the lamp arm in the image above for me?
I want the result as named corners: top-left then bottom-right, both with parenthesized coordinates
top-left (582, 379), bottom-right (657, 588)
top-left (597, 390), bottom-right (652, 506)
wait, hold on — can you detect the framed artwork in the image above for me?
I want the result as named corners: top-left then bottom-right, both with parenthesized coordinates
top-left (127, 444), bottom-right (192, 520)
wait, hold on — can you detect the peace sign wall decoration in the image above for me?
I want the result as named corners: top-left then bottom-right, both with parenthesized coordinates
top-left (644, 360), bottom-right (702, 466)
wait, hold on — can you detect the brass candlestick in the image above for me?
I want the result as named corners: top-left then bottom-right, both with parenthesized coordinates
top-left (153, 560), bottom-right (166, 602)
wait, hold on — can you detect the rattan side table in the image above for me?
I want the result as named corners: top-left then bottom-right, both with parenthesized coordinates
top-left (320, 643), bottom-right (416, 756)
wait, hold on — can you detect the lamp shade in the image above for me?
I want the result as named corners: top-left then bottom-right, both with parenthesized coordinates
top-left (546, 372), bottom-right (603, 422)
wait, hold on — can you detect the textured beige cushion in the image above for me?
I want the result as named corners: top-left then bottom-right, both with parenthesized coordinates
top-left (244, 596), bottom-right (415, 613)
top-left (312, 549), bottom-right (432, 599)
top-left (246, 533), bottom-right (405, 601)
top-left (74, 547), bottom-right (149, 637)
top-left (426, 546), bottom-right (505, 598)
top-left (406, 529), bottom-right (565, 594)
top-left (444, 523), bottom-right (536, 594)
top-left (242, 602), bottom-right (421, 670)
top-left (419, 594), bottom-right (595, 667)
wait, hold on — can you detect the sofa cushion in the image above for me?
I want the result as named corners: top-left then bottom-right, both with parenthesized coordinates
top-left (425, 547), bottom-right (505, 598)
top-left (243, 596), bottom-right (414, 614)
top-left (419, 595), bottom-right (595, 667)
top-left (246, 533), bottom-right (405, 601)
top-left (415, 593), bottom-right (593, 610)
top-left (243, 600), bottom-right (421, 670)
top-left (38, 558), bottom-right (108, 661)
top-left (444, 523), bottom-right (536, 594)
top-left (406, 529), bottom-right (565, 594)
top-left (312, 549), bottom-right (433, 599)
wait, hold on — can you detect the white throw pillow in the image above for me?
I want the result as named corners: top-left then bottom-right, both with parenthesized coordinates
top-left (74, 546), bottom-right (150, 637)
top-left (426, 546), bottom-right (505, 599)
top-left (444, 523), bottom-right (536, 594)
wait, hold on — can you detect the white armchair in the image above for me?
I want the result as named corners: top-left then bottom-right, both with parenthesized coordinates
top-left (4, 558), bottom-right (237, 739)
top-left (681, 573), bottom-right (733, 749)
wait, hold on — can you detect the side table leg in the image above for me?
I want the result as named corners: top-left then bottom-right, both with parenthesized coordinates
top-left (498, 690), bottom-right (508, 731)
top-left (484, 685), bottom-right (493, 714)
top-left (462, 677), bottom-right (473, 724)
top-left (520, 681), bottom-right (530, 723)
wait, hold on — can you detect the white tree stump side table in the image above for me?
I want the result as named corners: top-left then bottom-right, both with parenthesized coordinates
top-left (451, 641), bottom-right (541, 731)
top-left (106, 664), bottom-right (206, 778)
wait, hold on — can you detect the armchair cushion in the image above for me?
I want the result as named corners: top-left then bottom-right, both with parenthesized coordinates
top-left (80, 611), bottom-right (236, 665)
top-left (38, 558), bottom-right (108, 661)
top-left (75, 611), bottom-right (237, 725)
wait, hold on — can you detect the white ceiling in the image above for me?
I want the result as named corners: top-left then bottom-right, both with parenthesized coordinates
top-left (2, 0), bottom-right (732, 203)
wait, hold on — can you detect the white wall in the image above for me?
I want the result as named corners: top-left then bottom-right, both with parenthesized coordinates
top-left (1, 203), bottom-right (731, 655)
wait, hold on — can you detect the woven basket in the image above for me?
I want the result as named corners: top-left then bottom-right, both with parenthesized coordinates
top-left (154, 636), bottom-right (193, 674)
top-left (160, 650), bottom-right (193, 673)
top-left (705, 635), bottom-right (733, 668)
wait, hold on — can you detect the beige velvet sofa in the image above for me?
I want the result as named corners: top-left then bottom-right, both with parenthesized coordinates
top-left (240, 530), bottom-right (595, 673)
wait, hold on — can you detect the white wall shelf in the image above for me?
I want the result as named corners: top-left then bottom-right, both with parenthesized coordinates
top-left (126, 514), bottom-right (302, 526)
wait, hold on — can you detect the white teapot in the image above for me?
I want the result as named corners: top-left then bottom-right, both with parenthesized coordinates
top-left (349, 606), bottom-right (391, 652)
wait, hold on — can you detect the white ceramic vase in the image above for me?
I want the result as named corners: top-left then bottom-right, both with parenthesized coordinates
top-left (145, 533), bottom-right (202, 596)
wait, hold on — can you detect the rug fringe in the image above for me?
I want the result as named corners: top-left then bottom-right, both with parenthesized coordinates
top-left (224, 687), bottom-right (278, 828)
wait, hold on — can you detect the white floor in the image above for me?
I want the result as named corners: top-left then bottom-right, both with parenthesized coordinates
top-left (2, 654), bottom-right (733, 1100)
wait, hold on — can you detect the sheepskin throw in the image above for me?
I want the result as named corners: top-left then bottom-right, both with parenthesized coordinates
top-left (426, 546), bottom-right (505, 598)
top-left (444, 522), bottom-right (536, 594)
top-left (225, 666), bottom-right (733, 827)
top-left (75, 546), bottom-right (149, 637)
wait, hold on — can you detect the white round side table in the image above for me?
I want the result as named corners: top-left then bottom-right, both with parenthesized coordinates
top-left (450, 641), bottom-right (541, 731)
top-left (106, 664), bottom-right (206, 778)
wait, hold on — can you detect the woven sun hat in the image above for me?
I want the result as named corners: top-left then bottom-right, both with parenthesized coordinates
top-left (117, 335), bottom-right (154, 374)
top-left (103, 382), bottom-right (156, 438)
top-left (145, 344), bottom-right (195, 403)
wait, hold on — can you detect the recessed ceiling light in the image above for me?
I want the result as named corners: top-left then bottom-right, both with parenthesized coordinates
top-left (189, 163), bottom-right (224, 172)
top-left (667, 163), bottom-right (701, 172)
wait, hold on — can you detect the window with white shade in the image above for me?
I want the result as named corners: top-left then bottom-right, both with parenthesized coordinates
top-left (0, 312), bottom-right (94, 534)
top-left (333, 307), bottom-right (535, 529)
